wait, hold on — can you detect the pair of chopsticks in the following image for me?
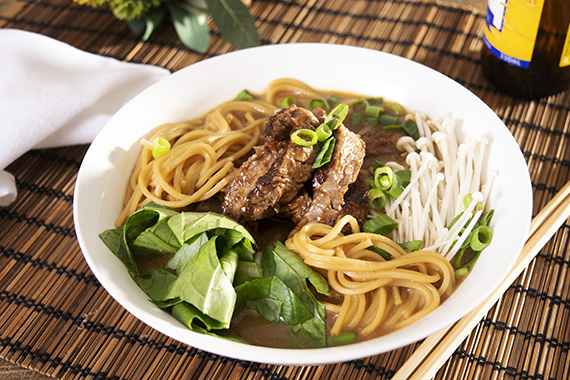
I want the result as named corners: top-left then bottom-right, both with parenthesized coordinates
top-left (392, 180), bottom-right (570, 380)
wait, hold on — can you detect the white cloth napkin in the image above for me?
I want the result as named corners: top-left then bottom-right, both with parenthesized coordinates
top-left (0, 29), bottom-right (170, 206)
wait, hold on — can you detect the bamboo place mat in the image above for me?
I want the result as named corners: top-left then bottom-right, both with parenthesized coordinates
top-left (1, 0), bottom-right (570, 379)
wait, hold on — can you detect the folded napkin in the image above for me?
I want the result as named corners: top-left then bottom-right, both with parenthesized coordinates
top-left (0, 29), bottom-right (170, 206)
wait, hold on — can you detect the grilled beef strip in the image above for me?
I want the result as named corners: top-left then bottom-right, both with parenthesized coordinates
top-left (291, 122), bottom-right (367, 233)
top-left (221, 105), bottom-right (320, 222)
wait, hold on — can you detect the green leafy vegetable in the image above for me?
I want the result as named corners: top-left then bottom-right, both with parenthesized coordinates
top-left (260, 242), bottom-right (329, 347)
top-left (100, 206), bottom-right (330, 347)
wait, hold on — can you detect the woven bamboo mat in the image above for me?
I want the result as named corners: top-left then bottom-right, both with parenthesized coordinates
top-left (1, 0), bottom-right (569, 379)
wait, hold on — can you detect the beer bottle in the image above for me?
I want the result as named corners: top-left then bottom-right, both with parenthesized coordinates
top-left (481, 0), bottom-right (570, 99)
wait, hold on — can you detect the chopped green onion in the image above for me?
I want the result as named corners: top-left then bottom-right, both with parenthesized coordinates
top-left (352, 98), bottom-right (369, 112)
top-left (324, 103), bottom-right (349, 130)
top-left (447, 211), bottom-right (464, 229)
top-left (363, 214), bottom-right (398, 235)
top-left (367, 245), bottom-right (392, 260)
top-left (364, 178), bottom-right (375, 189)
top-left (469, 225), bottom-right (493, 251)
top-left (235, 89), bottom-right (255, 101)
top-left (328, 94), bottom-right (340, 106)
top-left (395, 170), bottom-right (411, 188)
top-left (291, 129), bottom-right (317, 147)
top-left (308, 98), bottom-right (329, 111)
top-left (386, 103), bottom-right (404, 115)
top-left (382, 125), bottom-right (403, 131)
top-left (280, 96), bottom-right (296, 108)
top-left (379, 114), bottom-right (399, 125)
top-left (367, 117), bottom-right (378, 126)
top-left (328, 331), bottom-right (357, 346)
top-left (152, 137), bottom-right (171, 159)
top-left (369, 188), bottom-right (387, 210)
top-left (385, 175), bottom-right (403, 198)
top-left (365, 105), bottom-right (383, 118)
top-left (367, 97), bottom-right (383, 104)
top-left (478, 209), bottom-right (495, 227)
top-left (399, 240), bottom-right (423, 252)
top-left (402, 119), bottom-right (420, 140)
top-left (453, 247), bottom-right (482, 269)
top-left (374, 166), bottom-right (395, 191)
top-left (351, 112), bottom-right (364, 126)
top-left (316, 123), bottom-right (333, 142)
top-left (312, 137), bottom-right (336, 168)
top-left (455, 267), bottom-right (469, 277)
top-left (463, 194), bottom-right (483, 211)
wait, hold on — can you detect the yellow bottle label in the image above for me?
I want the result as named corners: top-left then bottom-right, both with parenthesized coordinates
top-left (561, 23), bottom-right (570, 68)
top-left (484, 0), bottom-right (545, 69)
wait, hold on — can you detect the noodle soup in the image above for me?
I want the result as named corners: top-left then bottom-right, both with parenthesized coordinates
top-left (100, 78), bottom-right (494, 348)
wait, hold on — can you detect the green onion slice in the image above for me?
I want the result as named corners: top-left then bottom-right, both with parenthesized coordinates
top-left (367, 245), bottom-right (392, 260)
top-left (312, 136), bottom-right (336, 169)
top-left (352, 98), bottom-right (369, 112)
top-left (453, 247), bottom-right (482, 269)
top-left (363, 214), bottom-right (398, 235)
top-left (455, 267), bottom-right (469, 277)
top-left (385, 176), bottom-right (403, 198)
top-left (351, 112), bottom-right (364, 126)
top-left (328, 94), bottom-right (340, 106)
top-left (379, 114), bottom-right (399, 126)
top-left (367, 96), bottom-right (383, 104)
top-left (280, 96), bottom-right (296, 108)
top-left (235, 89), bottom-right (255, 101)
top-left (152, 137), bottom-right (171, 159)
top-left (478, 209), bottom-right (495, 227)
top-left (365, 105), bottom-right (383, 118)
top-left (323, 103), bottom-right (349, 130)
top-left (291, 129), bottom-right (318, 147)
top-left (402, 119), bottom-right (420, 140)
top-left (308, 98), bottom-right (330, 111)
top-left (382, 125), bottom-right (403, 131)
top-left (399, 240), bottom-right (423, 252)
top-left (463, 193), bottom-right (483, 211)
top-left (328, 331), bottom-right (357, 346)
top-left (395, 170), bottom-right (411, 188)
top-left (316, 123), bottom-right (333, 142)
top-left (469, 225), bottom-right (493, 251)
top-left (369, 188), bottom-right (387, 211)
top-left (374, 166), bottom-right (395, 191)
top-left (386, 103), bottom-right (404, 115)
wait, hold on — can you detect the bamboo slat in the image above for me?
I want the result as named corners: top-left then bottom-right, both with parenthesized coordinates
top-left (1, 1), bottom-right (569, 379)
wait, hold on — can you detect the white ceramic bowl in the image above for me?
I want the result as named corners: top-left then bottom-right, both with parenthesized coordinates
top-left (73, 43), bottom-right (532, 365)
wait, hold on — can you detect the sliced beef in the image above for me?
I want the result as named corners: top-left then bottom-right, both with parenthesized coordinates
top-left (340, 178), bottom-right (370, 226)
top-left (360, 129), bottom-right (406, 178)
top-left (221, 105), bottom-right (319, 222)
top-left (279, 190), bottom-right (312, 224)
top-left (292, 123), bottom-right (366, 232)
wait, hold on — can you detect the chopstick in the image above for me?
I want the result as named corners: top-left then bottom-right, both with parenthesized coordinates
top-left (392, 179), bottom-right (570, 380)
